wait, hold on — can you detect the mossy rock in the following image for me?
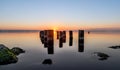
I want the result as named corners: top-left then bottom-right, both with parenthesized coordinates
top-left (11, 47), bottom-right (25, 55)
top-left (0, 44), bottom-right (18, 65)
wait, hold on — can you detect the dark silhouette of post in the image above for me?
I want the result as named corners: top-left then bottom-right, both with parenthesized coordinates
top-left (47, 30), bottom-right (54, 54)
top-left (58, 31), bottom-right (66, 48)
top-left (40, 31), bottom-right (45, 44)
top-left (78, 30), bottom-right (84, 52)
top-left (59, 31), bottom-right (63, 48)
top-left (69, 31), bottom-right (73, 46)
top-left (44, 30), bottom-right (48, 48)
top-left (39, 30), bottom-right (54, 54)
top-left (63, 31), bottom-right (66, 43)
top-left (57, 31), bottom-right (60, 39)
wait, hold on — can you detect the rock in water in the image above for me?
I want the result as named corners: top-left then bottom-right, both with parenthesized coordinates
top-left (93, 52), bottom-right (109, 61)
top-left (11, 47), bottom-right (25, 55)
top-left (0, 44), bottom-right (18, 65)
top-left (109, 46), bottom-right (120, 49)
top-left (94, 52), bottom-right (109, 57)
top-left (42, 59), bottom-right (52, 65)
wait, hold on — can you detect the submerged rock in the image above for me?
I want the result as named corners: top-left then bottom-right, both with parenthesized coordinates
top-left (109, 46), bottom-right (120, 49)
top-left (11, 47), bottom-right (25, 55)
top-left (93, 52), bottom-right (110, 61)
top-left (42, 59), bottom-right (52, 65)
top-left (0, 44), bottom-right (18, 65)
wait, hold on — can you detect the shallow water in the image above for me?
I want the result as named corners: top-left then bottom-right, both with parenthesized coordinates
top-left (0, 31), bottom-right (120, 70)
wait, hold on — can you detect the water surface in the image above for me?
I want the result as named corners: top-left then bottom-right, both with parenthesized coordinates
top-left (0, 31), bottom-right (120, 70)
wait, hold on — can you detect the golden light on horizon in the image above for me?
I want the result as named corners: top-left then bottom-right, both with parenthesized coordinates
top-left (53, 27), bottom-right (58, 34)
top-left (53, 28), bottom-right (56, 31)
top-left (0, 21), bottom-right (120, 30)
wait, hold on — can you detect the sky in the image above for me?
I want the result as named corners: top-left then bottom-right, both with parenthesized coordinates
top-left (0, 0), bottom-right (120, 30)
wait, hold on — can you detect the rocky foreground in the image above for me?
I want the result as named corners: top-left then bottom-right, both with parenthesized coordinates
top-left (0, 44), bottom-right (25, 65)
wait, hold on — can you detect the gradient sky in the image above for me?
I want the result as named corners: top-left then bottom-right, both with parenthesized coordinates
top-left (0, 0), bottom-right (120, 30)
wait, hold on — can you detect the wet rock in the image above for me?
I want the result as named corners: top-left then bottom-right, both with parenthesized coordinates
top-left (98, 57), bottom-right (108, 60)
top-left (11, 47), bottom-right (25, 55)
top-left (109, 46), bottom-right (120, 49)
top-left (42, 59), bottom-right (52, 65)
top-left (0, 44), bottom-right (18, 65)
top-left (93, 52), bottom-right (110, 61)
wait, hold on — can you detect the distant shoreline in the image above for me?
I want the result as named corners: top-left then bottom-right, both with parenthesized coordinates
top-left (0, 30), bottom-right (120, 33)
top-left (0, 30), bottom-right (40, 33)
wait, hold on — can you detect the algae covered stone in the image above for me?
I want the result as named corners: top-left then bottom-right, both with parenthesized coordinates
top-left (0, 44), bottom-right (18, 65)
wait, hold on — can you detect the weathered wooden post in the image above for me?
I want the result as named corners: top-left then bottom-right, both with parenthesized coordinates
top-left (44, 30), bottom-right (48, 48)
top-left (40, 31), bottom-right (45, 44)
top-left (78, 30), bottom-right (84, 52)
top-left (57, 31), bottom-right (60, 39)
top-left (63, 31), bottom-right (66, 43)
top-left (47, 30), bottom-right (54, 54)
top-left (69, 31), bottom-right (73, 46)
top-left (59, 31), bottom-right (63, 48)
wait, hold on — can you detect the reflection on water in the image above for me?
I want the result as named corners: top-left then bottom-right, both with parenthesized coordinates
top-left (39, 30), bottom-right (84, 54)
top-left (0, 31), bottom-right (120, 70)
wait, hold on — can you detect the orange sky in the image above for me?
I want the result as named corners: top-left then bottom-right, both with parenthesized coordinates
top-left (0, 21), bottom-right (120, 30)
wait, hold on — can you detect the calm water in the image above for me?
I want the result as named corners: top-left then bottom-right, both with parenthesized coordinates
top-left (0, 31), bottom-right (120, 70)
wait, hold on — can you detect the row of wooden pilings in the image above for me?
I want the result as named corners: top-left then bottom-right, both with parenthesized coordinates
top-left (40, 30), bottom-right (84, 54)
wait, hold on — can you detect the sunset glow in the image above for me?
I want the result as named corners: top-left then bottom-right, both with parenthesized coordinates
top-left (0, 0), bottom-right (120, 30)
top-left (0, 0), bottom-right (120, 70)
